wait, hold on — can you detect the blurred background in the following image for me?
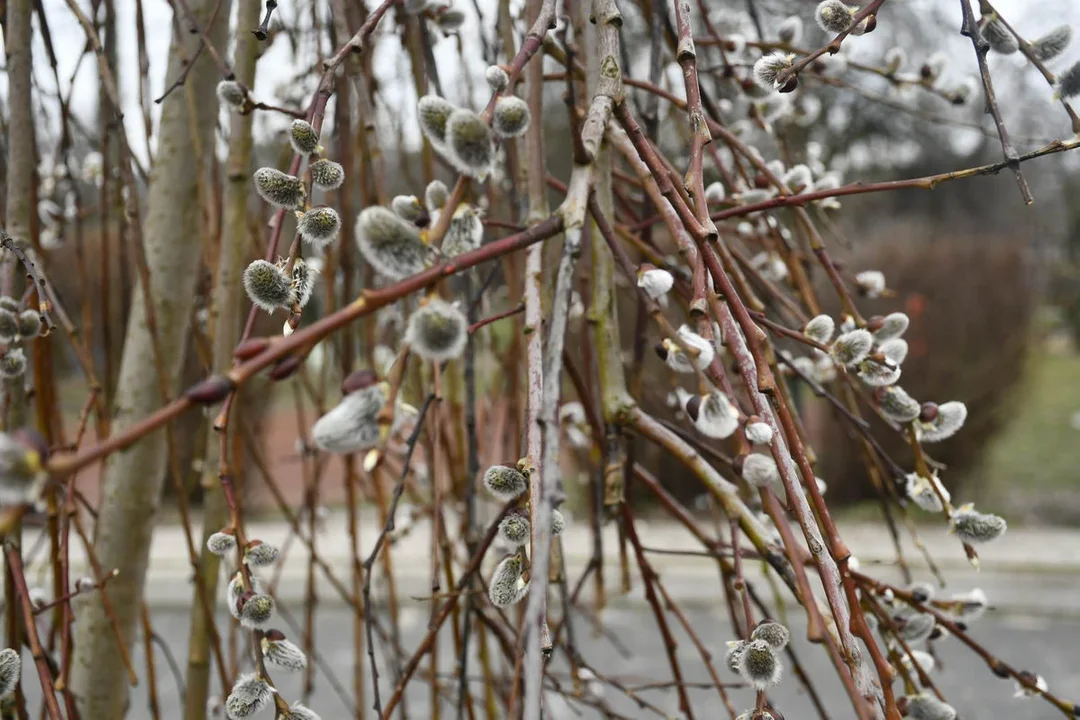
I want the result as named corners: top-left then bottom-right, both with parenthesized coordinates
top-left (17, 0), bottom-right (1080, 525)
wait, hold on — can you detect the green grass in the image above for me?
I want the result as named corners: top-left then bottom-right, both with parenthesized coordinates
top-left (969, 345), bottom-right (1080, 524)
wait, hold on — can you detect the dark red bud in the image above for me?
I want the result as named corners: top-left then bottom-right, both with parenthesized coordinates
top-left (919, 402), bottom-right (939, 423)
top-left (342, 368), bottom-right (378, 395)
top-left (740, 78), bottom-right (756, 93)
top-left (185, 375), bottom-right (236, 405)
top-left (685, 394), bottom-right (702, 422)
top-left (234, 337), bottom-right (270, 361)
top-left (733, 454), bottom-right (747, 476)
top-left (754, 174), bottom-right (771, 189)
top-left (264, 628), bottom-right (287, 642)
top-left (268, 354), bottom-right (304, 381)
top-left (237, 590), bottom-right (255, 609)
top-left (866, 315), bottom-right (886, 332)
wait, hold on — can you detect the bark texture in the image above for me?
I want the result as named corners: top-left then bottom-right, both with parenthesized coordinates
top-left (183, 0), bottom-right (262, 716)
top-left (69, 1), bottom-right (231, 715)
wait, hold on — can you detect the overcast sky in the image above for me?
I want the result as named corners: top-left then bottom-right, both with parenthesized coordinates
top-left (8, 0), bottom-right (1080, 168)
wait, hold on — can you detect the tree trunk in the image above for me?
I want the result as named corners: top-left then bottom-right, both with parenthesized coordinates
top-left (183, 0), bottom-right (262, 716)
top-left (69, 1), bottom-right (230, 716)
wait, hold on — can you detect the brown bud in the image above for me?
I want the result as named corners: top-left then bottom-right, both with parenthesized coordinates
top-left (732, 454), bottom-right (747, 475)
top-left (862, 14), bottom-right (877, 33)
top-left (990, 661), bottom-right (1010, 679)
top-left (268, 354), bottom-right (304, 381)
top-left (778, 76), bottom-right (799, 94)
top-left (185, 375), bottom-right (236, 405)
top-left (684, 394), bottom-right (702, 422)
top-left (264, 628), bottom-right (287, 642)
top-left (919, 402), bottom-right (939, 423)
top-left (747, 414), bottom-right (762, 425)
top-left (653, 343), bottom-right (669, 362)
top-left (865, 315), bottom-right (885, 333)
top-left (920, 63), bottom-right (933, 80)
top-left (740, 78), bottom-right (756, 93)
top-left (638, 262), bottom-right (657, 275)
top-left (234, 337), bottom-right (270, 361)
top-left (342, 368), bottom-right (378, 395)
top-left (896, 696), bottom-right (910, 714)
top-left (237, 590), bottom-right (255, 610)
top-left (872, 386), bottom-right (888, 404)
top-left (754, 174), bottom-right (771, 189)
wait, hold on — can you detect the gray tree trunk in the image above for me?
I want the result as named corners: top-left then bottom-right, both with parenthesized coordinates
top-left (69, 1), bottom-right (231, 716)
top-left (183, 0), bottom-right (262, 716)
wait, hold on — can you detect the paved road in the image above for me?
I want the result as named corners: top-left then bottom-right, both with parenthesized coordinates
top-left (23, 603), bottom-right (1080, 719)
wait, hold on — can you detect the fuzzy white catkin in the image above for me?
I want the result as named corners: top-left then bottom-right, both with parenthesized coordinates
top-left (263, 636), bottom-right (309, 672)
top-left (253, 168), bottom-right (305, 210)
top-left (777, 16), bottom-right (802, 44)
top-left (239, 594), bottom-right (275, 629)
top-left (803, 314), bottom-right (835, 344)
top-left (309, 159), bottom-right (345, 190)
top-left (637, 268), bottom-right (674, 299)
top-left (491, 96), bottom-right (531, 138)
top-left (497, 514), bottom-right (530, 545)
top-left (244, 542), bottom-right (280, 567)
top-left (442, 204), bottom-right (484, 257)
top-left (312, 384), bottom-right (388, 454)
top-left (750, 621), bottom-right (790, 650)
top-left (905, 472), bottom-right (950, 513)
top-left (404, 299), bottom-right (469, 362)
top-left (831, 329), bottom-right (874, 366)
top-left (1031, 25), bottom-right (1072, 61)
top-left (355, 206), bottom-right (431, 280)
top-left (857, 357), bottom-right (901, 387)
top-left (855, 270), bottom-right (886, 297)
top-left (445, 109), bottom-right (495, 178)
top-left (225, 673), bottom-right (274, 719)
top-left (950, 506), bottom-right (1007, 544)
top-left (815, 0), bottom-right (855, 33)
top-left (483, 465), bottom-right (527, 500)
top-left (297, 206), bottom-right (341, 248)
top-left (752, 53), bottom-right (794, 90)
top-left (289, 120), bottom-right (321, 155)
top-left (206, 531), bottom-right (236, 556)
top-left (905, 694), bottom-right (957, 720)
top-left (742, 454), bottom-right (780, 487)
top-left (417, 95), bottom-right (457, 146)
top-left (282, 703), bottom-right (323, 720)
top-left (917, 401), bottom-right (967, 443)
top-left (874, 312), bottom-right (909, 341)
top-left (488, 555), bottom-right (529, 607)
top-left (745, 422), bottom-right (774, 445)
top-left (0, 648), bottom-right (21, 697)
top-left (879, 338), bottom-right (909, 365)
top-left (243, 260), bottom-right (292, 312)
top-left (280, 703), bottom-right (317, 720)
top-left (737, 639), bottom-right (782, 689)
top-left (485, 65), bottom-right (510, 91)
top-left (216, 80), bottom-right (246, 108)
top-left (1059, 61), bottom-right (1080, 99)
top-left (879, 386), bottom-right (921, 423)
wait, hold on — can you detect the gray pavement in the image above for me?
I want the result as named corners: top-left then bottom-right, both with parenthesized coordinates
top-left (11, 511), bottom-right (1080, 717)
top-left (16, 606), bottom-right (1080, 718)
